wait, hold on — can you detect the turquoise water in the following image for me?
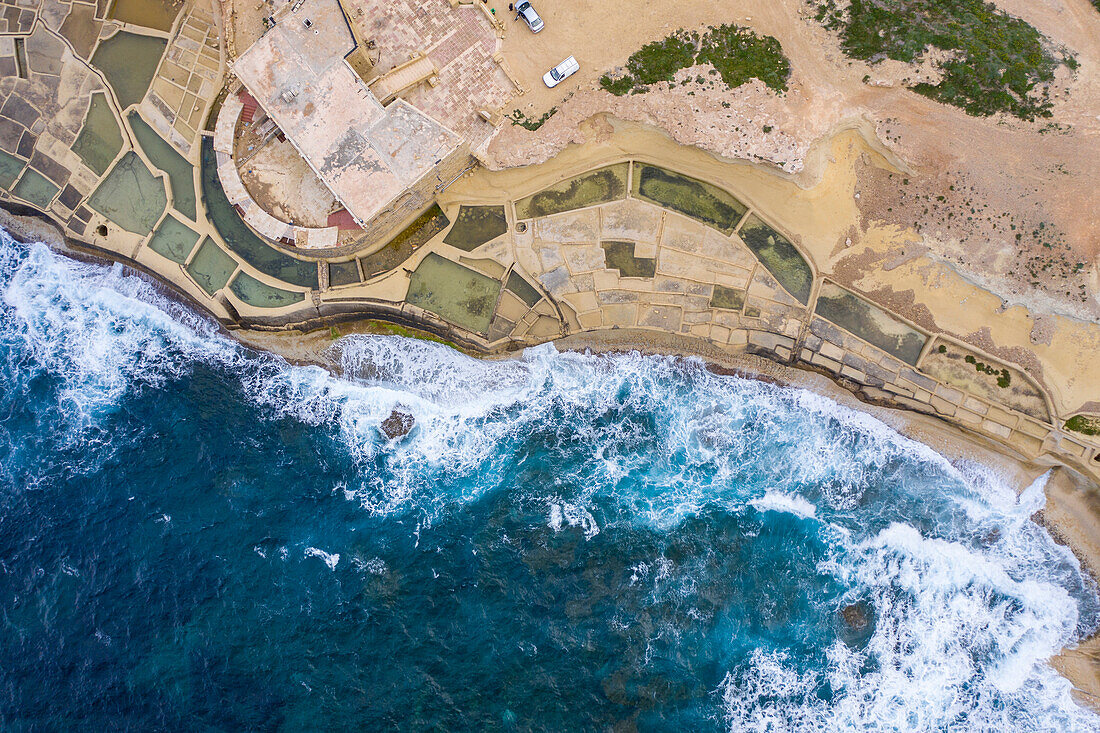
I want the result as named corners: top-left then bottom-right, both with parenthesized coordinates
top-left (0, 230), bottom-right (1098, 730)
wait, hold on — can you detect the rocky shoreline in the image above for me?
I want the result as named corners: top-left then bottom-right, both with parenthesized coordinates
top-left (4, 173), bottom-right (1100, 712)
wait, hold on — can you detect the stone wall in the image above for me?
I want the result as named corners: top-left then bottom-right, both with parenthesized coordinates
top-left (351, 145), bottom-right (474, 254)
top-left (453, 159), bottom-right (1100, 484)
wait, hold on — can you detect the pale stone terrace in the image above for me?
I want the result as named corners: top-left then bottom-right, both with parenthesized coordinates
top-left (510, 196), bottom-right (807, 351)
top-left (0, 20), bottom-right (104, 228)
top-left (345, 0), bottom-right (515, 149)
top-left (231, 0), bottom-right (466, 228)
top-left (141, 3), bottom-right (221, 154)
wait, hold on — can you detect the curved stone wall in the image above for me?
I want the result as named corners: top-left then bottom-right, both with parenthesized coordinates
top-left (212, 87), bottom-right (339, 248)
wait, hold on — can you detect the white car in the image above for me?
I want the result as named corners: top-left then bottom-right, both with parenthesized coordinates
top-left (515, 1), bottom-right (543, 33)
top-left (543, 56), bottom-right (579, 88)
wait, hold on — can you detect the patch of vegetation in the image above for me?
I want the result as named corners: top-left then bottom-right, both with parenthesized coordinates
top-left (696, 25), bottom-right (790, 93)
top-left (814, 283), bottom-right (926, 365)
top-left (964, 354), bottom-right (1011, 387)
top-left (358, 204), bottom-right (450, 279)
top-left (710, 285), bottom-right (746, 311)
top-left (738, 215), bottom-right (814, 305)
top-left (815, 0), bottom-right (1076, 120)
top-left (71, 93), bottom-right (123, 177)
top-left (515, 164), bottom-right (627, 219)
top-left (405, 254), bottom-right (502, 334)
top-left (1065, 415), bottom-right (1100, 437)
top-left (600, 75), bottom-right (634, 96)
top-left (600, 25), bottom-right (790, 96)
top-left (443, 205), bottom-right (508, 252)
top-left (632, 164), bottom-right (747, 233)
top-left (328, 260), bottom-right (361, 287)
top-left (505, 271), bottom-right (542, 308)
top-left (603, 31), bottom-right (698, 91)
top-left (360, 319), bottom-right (460, 349)
top-left (601, 241), bottom-right (656, 278)
top-left (334, 319), bottom-right (464, 349)
top-left (509, 107), bottom-right (558, 131)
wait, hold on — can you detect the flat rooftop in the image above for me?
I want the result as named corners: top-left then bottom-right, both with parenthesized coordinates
top-left (231, 0), bottom-right (464, 226)
top-left (342, 0), bottom-right (516, 148)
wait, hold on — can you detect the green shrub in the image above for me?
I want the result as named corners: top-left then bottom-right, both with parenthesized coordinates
top-left (599, 74), bottom-right (634, 95)
top-left (1065, 415), bottom-right (1100, 436)
top-left (816, 0), bottom-right (1076, 119)
top-left (601, 26), bottom-right (790, 96)
top-left (509, 107), bottom-right (558, 131)
top-left (627, 32), bottom-right (699, 85)
top-left (698, 25), bottom-right (790, 93)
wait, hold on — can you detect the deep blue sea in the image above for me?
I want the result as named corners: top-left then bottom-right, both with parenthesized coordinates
top-left (1, 231), bottom-right (1099, 731)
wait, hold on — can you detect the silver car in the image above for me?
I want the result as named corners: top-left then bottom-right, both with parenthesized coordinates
top-left (543, 55), bottom-right (579, 88)
top-left (515, 1), bottom-right (543, 33)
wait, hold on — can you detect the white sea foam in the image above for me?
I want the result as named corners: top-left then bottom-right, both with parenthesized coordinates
top-left (0, 235), bottom-right (958, 518)
top-left (750, 491), bottom-right (817, 520)
top-left (1, 242), bottom-right (234, 435)
top-left (1018, 470), bottom-right (1051, 515)
top-left (2, 233), bottom-right (1098, 729)
top-left (548, 501), bottom-right (600, 539)
top-left (304, 547), bottom-right (340, 570)
top-left (352, 556), bottom-right (386, 575)
top-left (720, 507), bottom-right (1098, 732)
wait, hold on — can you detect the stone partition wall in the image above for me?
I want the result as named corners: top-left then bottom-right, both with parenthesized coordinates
top-left (8, 111), bottom-right (1098, 485)
top-left (349, 145), bottom-right (475, 257)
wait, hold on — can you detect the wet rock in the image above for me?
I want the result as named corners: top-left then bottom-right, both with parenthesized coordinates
top-left (380, 409), bottom-right (414, 440)
top-left (841, 601), bottom-right (871, 631)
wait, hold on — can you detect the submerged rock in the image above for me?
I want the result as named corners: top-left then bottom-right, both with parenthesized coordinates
top-left (980, 527), bottom-right (1002, 547)
top-left (841, 601), bottom-right (871, 631)
top-left (380, 409), bottom-right (415, 440)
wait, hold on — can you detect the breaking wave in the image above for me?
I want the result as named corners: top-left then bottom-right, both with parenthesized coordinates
top-left (1, 232), bottom-right (1097, 730)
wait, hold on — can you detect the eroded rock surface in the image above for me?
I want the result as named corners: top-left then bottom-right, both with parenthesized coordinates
top-left (380, 409), bottom-right (415, 440)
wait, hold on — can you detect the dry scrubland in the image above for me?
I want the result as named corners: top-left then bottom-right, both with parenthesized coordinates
top-left (492, 0), bottom-right (1100, 324)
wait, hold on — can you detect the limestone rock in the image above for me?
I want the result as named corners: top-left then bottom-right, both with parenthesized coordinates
top-left (380, 409), bottom-right (415, 440)
top-left (841, 602), bottom-right (871, 631)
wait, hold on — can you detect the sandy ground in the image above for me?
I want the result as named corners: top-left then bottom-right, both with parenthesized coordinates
top-left (488, 0), bottom-right (1100, 323)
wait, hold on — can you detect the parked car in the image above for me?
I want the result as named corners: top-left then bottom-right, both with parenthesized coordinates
top-left (515, 1), bottom-right (543, 33)
top-left (543, 55), bottom-right (579, 88)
